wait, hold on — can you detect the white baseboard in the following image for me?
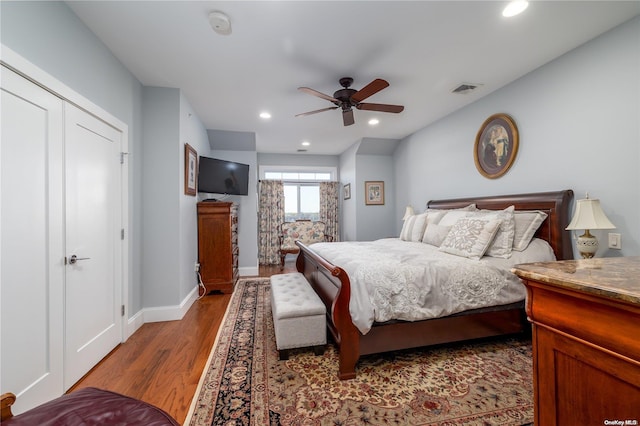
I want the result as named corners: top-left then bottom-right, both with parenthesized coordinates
top-left (123, 286), bottom-right (199, 341)
top-left (239, 265), bottom-right (259, 277)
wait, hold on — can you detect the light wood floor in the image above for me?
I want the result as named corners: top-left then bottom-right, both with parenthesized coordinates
top-left (69, 262), bottom-right (295, 425)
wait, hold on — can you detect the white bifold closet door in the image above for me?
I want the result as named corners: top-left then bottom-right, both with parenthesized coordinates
top-left (1, 65), bottom-right (123, 414)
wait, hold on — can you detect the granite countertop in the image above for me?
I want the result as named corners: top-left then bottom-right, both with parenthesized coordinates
top-left (512, 256), bottom-right (640, 306)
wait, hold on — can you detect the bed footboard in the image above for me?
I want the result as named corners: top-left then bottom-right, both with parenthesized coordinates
top-left (295, 241), bottom-right (360, 379)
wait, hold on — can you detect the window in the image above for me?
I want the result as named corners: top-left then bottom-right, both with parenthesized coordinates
top-left (260, 166), bottom-right (336, 222)
top-left (284, 183), bottom-right (320, 221)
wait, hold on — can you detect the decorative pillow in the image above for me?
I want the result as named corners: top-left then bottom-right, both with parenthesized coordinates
top-left (513, 211), bottom-right (548, 251)
top-left (439, 217), bottom-right (501, 260)
top-left (423, 223), bottom-right (451, 247)
top-left (467, 206), bottom-right (516, 258)
top-left (400, 213), bottom-right (429, 242)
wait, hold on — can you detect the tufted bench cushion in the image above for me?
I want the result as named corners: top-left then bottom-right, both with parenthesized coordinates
top-left (270, 272), bottom-right (326, 359)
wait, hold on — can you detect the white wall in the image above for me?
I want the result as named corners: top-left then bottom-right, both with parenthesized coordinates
top-left (394, 17), bottom-right (640, 258)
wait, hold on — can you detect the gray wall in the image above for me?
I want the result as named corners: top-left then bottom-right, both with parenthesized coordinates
top-left (339, 144), bottom-right (358, 241)
top-left (141, 88), bottom-right (181, 307)
top-left (203, 150), bottom-right (259, 275)
top-left (394, 16), bottom-right (640, 258)
top-left (1, 1), bottom-right (146, 314)
top-left (1, 2), bottom-right (213, 316)
top-left (179, 92), bottom-right (211, 301)
top-left (258, 153), bottom-right (339, 168)
top-left (356, 155), bottom-right (396, 241)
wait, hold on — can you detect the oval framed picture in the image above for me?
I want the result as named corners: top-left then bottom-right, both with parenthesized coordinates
top-left (474, 113), bottom-right (519, 179)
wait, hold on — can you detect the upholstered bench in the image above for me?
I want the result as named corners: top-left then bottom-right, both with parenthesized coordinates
top-left (270, 272), bottom-right (326, 360)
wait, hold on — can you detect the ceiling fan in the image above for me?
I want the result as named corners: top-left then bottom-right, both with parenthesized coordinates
top-left (296, 77), bottom-right (404, 126)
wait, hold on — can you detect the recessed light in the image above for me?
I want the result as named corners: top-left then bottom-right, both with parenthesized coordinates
top-left (259, 112), bottom-right (271, 119)
top-left (301, 141), bottom-right (310, 146)
top-left (368, 118), bottom-right (380, 126)
top-left (502, 0), bottom-right (528, 17)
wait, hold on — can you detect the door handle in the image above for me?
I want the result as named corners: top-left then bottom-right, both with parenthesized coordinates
top-left (67, 254), bottom-right (91, 265)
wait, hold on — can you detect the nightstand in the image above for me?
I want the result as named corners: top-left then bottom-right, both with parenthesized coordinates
top-left (512, 257), bottom-right (640, 426)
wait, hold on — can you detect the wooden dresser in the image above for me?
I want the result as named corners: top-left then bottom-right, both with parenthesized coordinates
top-left (197, 201), bottom-right (238, 294)
top-left (512, 257), bottom-right (640, 426)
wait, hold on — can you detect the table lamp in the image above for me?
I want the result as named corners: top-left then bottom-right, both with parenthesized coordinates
top-left (565, 194), bottom-right (615, 258)
top-left (402, 206), bottom-right (415, 220)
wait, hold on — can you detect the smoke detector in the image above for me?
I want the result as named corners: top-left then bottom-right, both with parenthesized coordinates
top-left (209, 11), bottom-right (232, 35)
top-left (451, 83), bottom-right (483, 94)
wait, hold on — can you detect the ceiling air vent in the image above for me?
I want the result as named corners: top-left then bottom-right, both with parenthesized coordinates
top-left (297, 149), bottom-right (308, 153)
top-left (451, 83), bottom-right (482, 94)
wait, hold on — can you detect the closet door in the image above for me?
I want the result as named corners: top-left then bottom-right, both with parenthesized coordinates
top-left (1, 66), bottom-right (65, 413)
top-left (64, 104), bottom-right (123, 388)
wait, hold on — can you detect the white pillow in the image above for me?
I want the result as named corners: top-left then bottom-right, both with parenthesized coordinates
top-left (439, 217), bottom-right (501, 260)
top-left (468, 206), bottom-right (516, 258)
top-left (436, 204), bottom-right (478, 227)
top-left (513, 211), bottom-right (548, 251)
top-left (400, 213), bottom-right (429, 242)
top-left (420, 211), bottom-right (446, 242)
top-left (423, 223), bottom-right (451, 247)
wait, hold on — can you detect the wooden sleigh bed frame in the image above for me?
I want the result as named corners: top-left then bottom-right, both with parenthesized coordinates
top-left (295, 190), bottom-right (574, 379)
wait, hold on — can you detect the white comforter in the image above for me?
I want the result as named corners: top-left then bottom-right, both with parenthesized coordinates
top-left (309, 238), bottom-right (555, 334)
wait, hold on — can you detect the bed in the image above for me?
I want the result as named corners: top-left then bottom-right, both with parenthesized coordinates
top-left (295, 190), bottom-right (574, 379)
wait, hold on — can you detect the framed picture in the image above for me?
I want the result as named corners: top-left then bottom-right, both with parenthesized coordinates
top-left (344, 183), bottom-right (351, 200)
top-left (474, 113), bottom-right (519, 179)
top-left (184, 143), bottom-right (197, 196)
top-left (365, 181), bottom-right (384, 205)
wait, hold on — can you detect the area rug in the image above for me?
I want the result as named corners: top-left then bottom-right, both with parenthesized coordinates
top-left (186, 278), bottom-right (533, 425)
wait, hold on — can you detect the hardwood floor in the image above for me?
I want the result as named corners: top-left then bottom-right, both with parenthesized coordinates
top-left (69, 262), bottom-right (295, 424)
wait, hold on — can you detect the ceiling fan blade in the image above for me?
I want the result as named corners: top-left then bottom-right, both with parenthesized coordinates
top-left (298, 87), bottom-right (339, 103)
top-left (351, 78), bottom-right (389, 103)
top-left (342, 109), bottom-right (355, 126)
top-left (356, 103), bottom-right (404, 113)
top-left (295, 106), bottom-right (339, 117)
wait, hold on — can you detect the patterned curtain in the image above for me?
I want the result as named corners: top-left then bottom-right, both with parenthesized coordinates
top-left (319, 181), bottom-right (340, 242)
top-left (258, 180), bottom-right (285, 265)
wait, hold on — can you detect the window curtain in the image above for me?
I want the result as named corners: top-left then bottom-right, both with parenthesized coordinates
top-left (319, 181), bottom-right (340, 242)
top-left (258, 180), bottom-right (285, 265)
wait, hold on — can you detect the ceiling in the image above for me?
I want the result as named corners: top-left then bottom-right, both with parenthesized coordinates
top-left (67, 1), bottom-right (640, 155)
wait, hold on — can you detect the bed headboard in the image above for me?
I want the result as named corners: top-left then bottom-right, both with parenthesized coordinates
top-left (426, 190), bottom-right (574, 260)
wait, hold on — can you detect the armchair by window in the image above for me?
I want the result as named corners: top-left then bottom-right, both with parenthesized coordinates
top-left (278, 220), bottom-right (333, 269)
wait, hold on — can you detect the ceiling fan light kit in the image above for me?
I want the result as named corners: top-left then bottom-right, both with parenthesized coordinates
top-left (297, 77), bottom-right (404, 126)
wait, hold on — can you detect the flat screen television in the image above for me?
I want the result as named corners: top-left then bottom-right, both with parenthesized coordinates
top-left (197, 156), bottom-right (250, 196)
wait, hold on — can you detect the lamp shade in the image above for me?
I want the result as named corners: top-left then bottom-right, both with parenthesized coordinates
top-left (402, 206), bottom-right (415, 220)
top-left (566, 198), bottom-right (615, 230)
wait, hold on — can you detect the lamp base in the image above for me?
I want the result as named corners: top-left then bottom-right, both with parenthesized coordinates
top-left (576, 229), bottom-right (598, 259)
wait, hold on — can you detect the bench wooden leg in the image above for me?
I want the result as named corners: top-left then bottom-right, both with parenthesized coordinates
top-left (278, 349), bottom-right (289, 360)
top-left (313, 345), bottom-right (325, 356)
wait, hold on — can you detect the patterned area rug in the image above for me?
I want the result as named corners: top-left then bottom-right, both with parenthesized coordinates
top-left (186, 278), bottom-right (533, 425)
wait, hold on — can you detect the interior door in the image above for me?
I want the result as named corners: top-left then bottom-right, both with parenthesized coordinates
top-left (1, 66), bottom-right (65, 413)
top-left (63, 103), bottom-right (123, 388)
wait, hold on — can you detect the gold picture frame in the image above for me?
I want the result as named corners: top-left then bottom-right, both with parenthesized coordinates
top-left (185, 143), bottom-right (197, 196)
top-left (474, 113), bottom-right (519, 179)
top-left (365, 181), bottom-right (384, 205)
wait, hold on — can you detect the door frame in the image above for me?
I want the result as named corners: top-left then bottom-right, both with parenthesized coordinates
top-left (1, 45), bottom-right (131, 340)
